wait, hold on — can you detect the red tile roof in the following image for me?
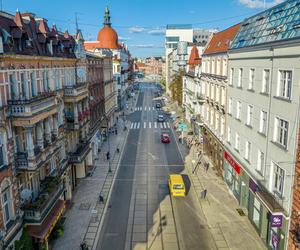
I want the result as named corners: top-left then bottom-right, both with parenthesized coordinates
top-left (188, 45), bottom-right (201, 65)
top-left (203, 24), bottom-right (240, 55)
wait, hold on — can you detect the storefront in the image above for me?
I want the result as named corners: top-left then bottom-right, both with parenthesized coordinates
top-left (202, 126), bottom-right (224, 178)
top-left (248, 178), bottom-right (288, 250)
top-left (224, 150), bottom-right (288, 250)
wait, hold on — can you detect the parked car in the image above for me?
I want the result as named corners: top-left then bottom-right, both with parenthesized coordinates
top-left (156, 102), bottom-right (162, 108)
top-left (157, 115), bottom-right (165, 122)
top-left (161, 133), bottom-right (170, 143)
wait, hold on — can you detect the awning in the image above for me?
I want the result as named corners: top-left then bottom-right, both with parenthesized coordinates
top-left (27, 200), bottom-right (65, 241)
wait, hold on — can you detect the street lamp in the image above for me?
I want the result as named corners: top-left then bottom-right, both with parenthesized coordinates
top-left (104, 114), bottom-right (112, 173)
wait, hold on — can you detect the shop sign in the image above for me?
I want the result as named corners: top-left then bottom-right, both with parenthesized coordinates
top-left (270, 214), bottom-right (283, 228)
top-left (249, 178), bottom-right (258, 193)
top-left (224, 151), bottom-right (241, 174)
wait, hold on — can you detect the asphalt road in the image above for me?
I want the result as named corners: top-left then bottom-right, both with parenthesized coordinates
top-left (97, 82), bottom-right (216, 250)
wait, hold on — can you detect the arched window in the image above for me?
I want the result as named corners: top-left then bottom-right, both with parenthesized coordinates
top-left (1, 179), bottom-right (14, 227)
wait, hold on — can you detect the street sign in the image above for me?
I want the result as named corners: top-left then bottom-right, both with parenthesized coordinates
top-left (178, 123), bottom-right (187, 130)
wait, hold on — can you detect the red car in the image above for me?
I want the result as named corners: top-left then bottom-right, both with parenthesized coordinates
top-left (161, 133), bottom-right (170, 143)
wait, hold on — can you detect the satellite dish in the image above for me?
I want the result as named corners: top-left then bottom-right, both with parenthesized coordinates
top-left (20, 189), bottom-right (32, 202)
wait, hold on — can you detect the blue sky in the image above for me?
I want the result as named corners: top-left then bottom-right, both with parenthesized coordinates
top-left (2, 0), bottom-right (284, 57)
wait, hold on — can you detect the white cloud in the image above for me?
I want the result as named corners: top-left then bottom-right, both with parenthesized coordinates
top-left (119, 36), bottom-right (131, 41)
top-left (128, 26), bottom-right (146, 33)
top-left (148, 28), bottom-right (165, 36)
top-left (238, 0), bottom-right (284, 9)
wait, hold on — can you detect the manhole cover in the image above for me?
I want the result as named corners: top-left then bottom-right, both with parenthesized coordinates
top-left (236, 208), bottom-right (246, 216)
top-left (79, 202), bottom-right (91, 210)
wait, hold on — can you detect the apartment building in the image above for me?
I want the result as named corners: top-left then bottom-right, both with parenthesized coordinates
top-left (200, 24), bottom-right (240, 176)
top-left (225, 1), bottom-right (300, 249)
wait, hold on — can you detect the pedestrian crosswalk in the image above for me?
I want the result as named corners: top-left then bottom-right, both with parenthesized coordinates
top-left (130, 122), bottom-right (170, 130)
top-left (134, 106), bottom-right (162, 111)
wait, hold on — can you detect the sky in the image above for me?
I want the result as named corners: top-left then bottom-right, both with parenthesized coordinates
top-left (1, 0), bottom-right (284, 58)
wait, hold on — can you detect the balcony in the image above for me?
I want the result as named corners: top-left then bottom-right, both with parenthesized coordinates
top-left (64, 110), bottom-right (90, 131)
top-left (15, 137), bottom-right (60, 171)
top-left (69, 142), bottom-right (91, 164)
top-left (8, 92), bottom-right (57, 126)
top-left (64, 82), bottom-right (88, 102)
top-left (196, 93), bottom-right (206, 104)
top-left (22, 177), bottom-right (65, 224)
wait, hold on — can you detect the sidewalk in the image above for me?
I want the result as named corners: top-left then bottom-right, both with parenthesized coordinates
top-left (182, 143), bottom-right (266, 250)
top-left (52, 122), bottom-right (128, 250)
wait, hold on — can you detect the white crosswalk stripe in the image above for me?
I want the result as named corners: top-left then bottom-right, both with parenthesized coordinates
top-left (153, 107), bottom-right (155, 110)
top-left (163, 122), bottom-right (166, 129)
top-left (154, 122), bottom-right (157, 128)
top-left (130, 121), bottom-right (171, 130)
top-left (160, 123), bottom-right (163, 128)
top-left (167, 122), bottom-right (170, 128)
top-left (144, 122), bottom-right (146, 128)
top-left (149, 107), bottom-right (151, 111)
top-left (137, 123), bottom-right (140, 129)
top-left (144, 107), bottom-right (147, 111)
top-left (149, 122), bottom-right (151, 128)
top-left (130, 123), bottom-right (134, 129)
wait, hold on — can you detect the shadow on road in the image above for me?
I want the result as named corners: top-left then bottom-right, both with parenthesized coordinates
top-left (181, 174), bottom-right (191, 195)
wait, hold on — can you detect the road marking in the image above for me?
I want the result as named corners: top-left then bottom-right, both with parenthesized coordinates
top-left (153, 107), bottom-right (155, 110)
top-left (137, 122), bottom-right (140, 129)
top-left (130, 123), bottom-right (134, 129)
top-left (144, 107), bottom-right (147, 111)
top-left (160, 123), bottom-right (163, 128)
top-left (149, 122), bottom-right (151, 128)
top-left (144, 122), bottom-right (146, 128)
top-left (163, 122), bottom-right (166, 128)
top-left (154, 122), bottom-right (157, 128)
top-left (134, 107), bottom-right (137, 111)
top-left (167, 122), bottom-right (170, 128)
top-left (149, 107), bottom-right (151, 111)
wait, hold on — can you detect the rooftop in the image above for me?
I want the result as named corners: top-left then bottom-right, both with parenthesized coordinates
top-left (230, 0), bottom-right (300, 50)
top-left (166, 24), bottom-right (192, 30)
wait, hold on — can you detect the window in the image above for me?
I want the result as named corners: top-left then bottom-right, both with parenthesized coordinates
top-left (236, 101), bottom-right (241, 120)
top-left (277, 70), bottom-right (292, 99)
top-left (1, 180), bottom-right (13, 226)
top-left (216, 86), bottom-right (220, 103)
top-left (235, 132), bottom-right (240, 151)
top-left (217, 59), bottom-right (221, 75)
top-left (274, 117), bottom-right (289, 148)
top-left (210, 110), bottom-right (214, 126)
top-left (229, 68), bottom-right (234, 86)
top-left (257, 150), bottom-right (264, 173)
top-left (238, 68), bottom-right (243, 87)
top-left (20, 72), bottom-right (26, 98)
top-left (245, 141), bottom-right (251, 161)
top-left (246, 105), bottom-right (253, 126)
top-left (221, 116), bottom-right (225, 136)
top-left (228, 98), bottom-right (233, 115)
top-left (273, 163), bottom-right (284, 196)
top-left (259, 110), bottom-right (267, 135)
top-left (221, 87), bottom-right (226, 106)
top-left (215, 112), bottom-right (219, 131)
top-left (249, 69), bottom-right (255, 90)
top-left (227, 127), bottom-right (231, 143)
top-left (222, 59), bottom-right (227, 76)
top-left (262, 69), bottom-right (270, 93)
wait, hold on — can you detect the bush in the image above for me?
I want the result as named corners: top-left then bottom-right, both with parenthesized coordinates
top-left (14, 229), bottom-right (33, 250)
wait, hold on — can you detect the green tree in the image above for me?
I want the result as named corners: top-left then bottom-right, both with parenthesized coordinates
top-left (169, 70), bottom-right (184, 105)
top-left (15, 229), bottom-right (33, 250)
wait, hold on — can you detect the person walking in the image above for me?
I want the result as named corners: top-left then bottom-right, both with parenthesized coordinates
top-left (106, 151), bottom-right (110, 161)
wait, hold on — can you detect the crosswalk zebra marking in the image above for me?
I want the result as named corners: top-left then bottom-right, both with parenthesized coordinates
top-left (137, 123), bottom-right (140, 129)
top-left (154, 122), bottom-right (157, 128)
top-left (144, 122), bottom-right (146, 129)
top-left (149, 122), bottom-right (151, 128)
top-left (129, 122), bottom-right (171, 130)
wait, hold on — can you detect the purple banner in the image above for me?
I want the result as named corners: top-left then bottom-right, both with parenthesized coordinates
top-left (270, 214), bottom-right (283, 228)
top-left (249, 178), bottom-right (258, 193)
top-left (272, 233), bottom-right (280, 249)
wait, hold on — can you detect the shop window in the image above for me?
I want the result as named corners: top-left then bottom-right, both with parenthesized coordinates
top-left (253, 197), bottom-right (261, 229)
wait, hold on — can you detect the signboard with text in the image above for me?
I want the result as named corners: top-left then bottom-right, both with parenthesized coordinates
top-left (224, 151), bottom-right (241, 174)
top-left (270, 214), bottom-right (283, 228)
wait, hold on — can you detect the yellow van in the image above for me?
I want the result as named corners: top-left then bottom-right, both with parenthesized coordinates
top-left (168, 174), bottom-right (186, 197)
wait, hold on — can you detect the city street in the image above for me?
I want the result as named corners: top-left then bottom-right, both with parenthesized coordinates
top-left (96, 83), bottom-right (217, 250)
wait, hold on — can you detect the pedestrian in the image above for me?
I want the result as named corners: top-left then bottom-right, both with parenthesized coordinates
top-left (200, 189), bottom-right (207, 199)
top-left (99, 195), bottom-right (104, 203)
top-left (106, 151), bottom-right (110, 161)
top-left (205, 162), bottom-right (210, 172)
top-left (116, 116), bottom-right (119, 122)
top-left (116, 148), bottom-right (120, 153)
top-left (115, 128), bottom-right (118, 135)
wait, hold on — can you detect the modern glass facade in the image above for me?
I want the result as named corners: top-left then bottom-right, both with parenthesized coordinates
top-left (231, 0), bottom-right (300, 49)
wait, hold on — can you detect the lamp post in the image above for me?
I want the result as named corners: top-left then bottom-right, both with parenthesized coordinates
top-left (104, 114), bottom-right (112, 173)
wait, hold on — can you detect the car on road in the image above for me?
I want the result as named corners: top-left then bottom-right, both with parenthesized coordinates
top-left (156, 102), bottom-right (161, 108)
top-left (168, 174), bottom-right (186, 197)
top-left (157, 114), bottom-right (165, 122)
top-left (161, 133), bottom-right (170, 143)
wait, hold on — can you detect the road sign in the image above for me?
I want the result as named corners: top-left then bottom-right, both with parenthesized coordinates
top-left (178, 123), bottom-right (187, 130)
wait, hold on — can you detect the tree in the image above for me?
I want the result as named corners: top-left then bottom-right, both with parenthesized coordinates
top-left (169, 70), bottom-right (184, 105)
top-left (15, 229), bottom-right (33, 250)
